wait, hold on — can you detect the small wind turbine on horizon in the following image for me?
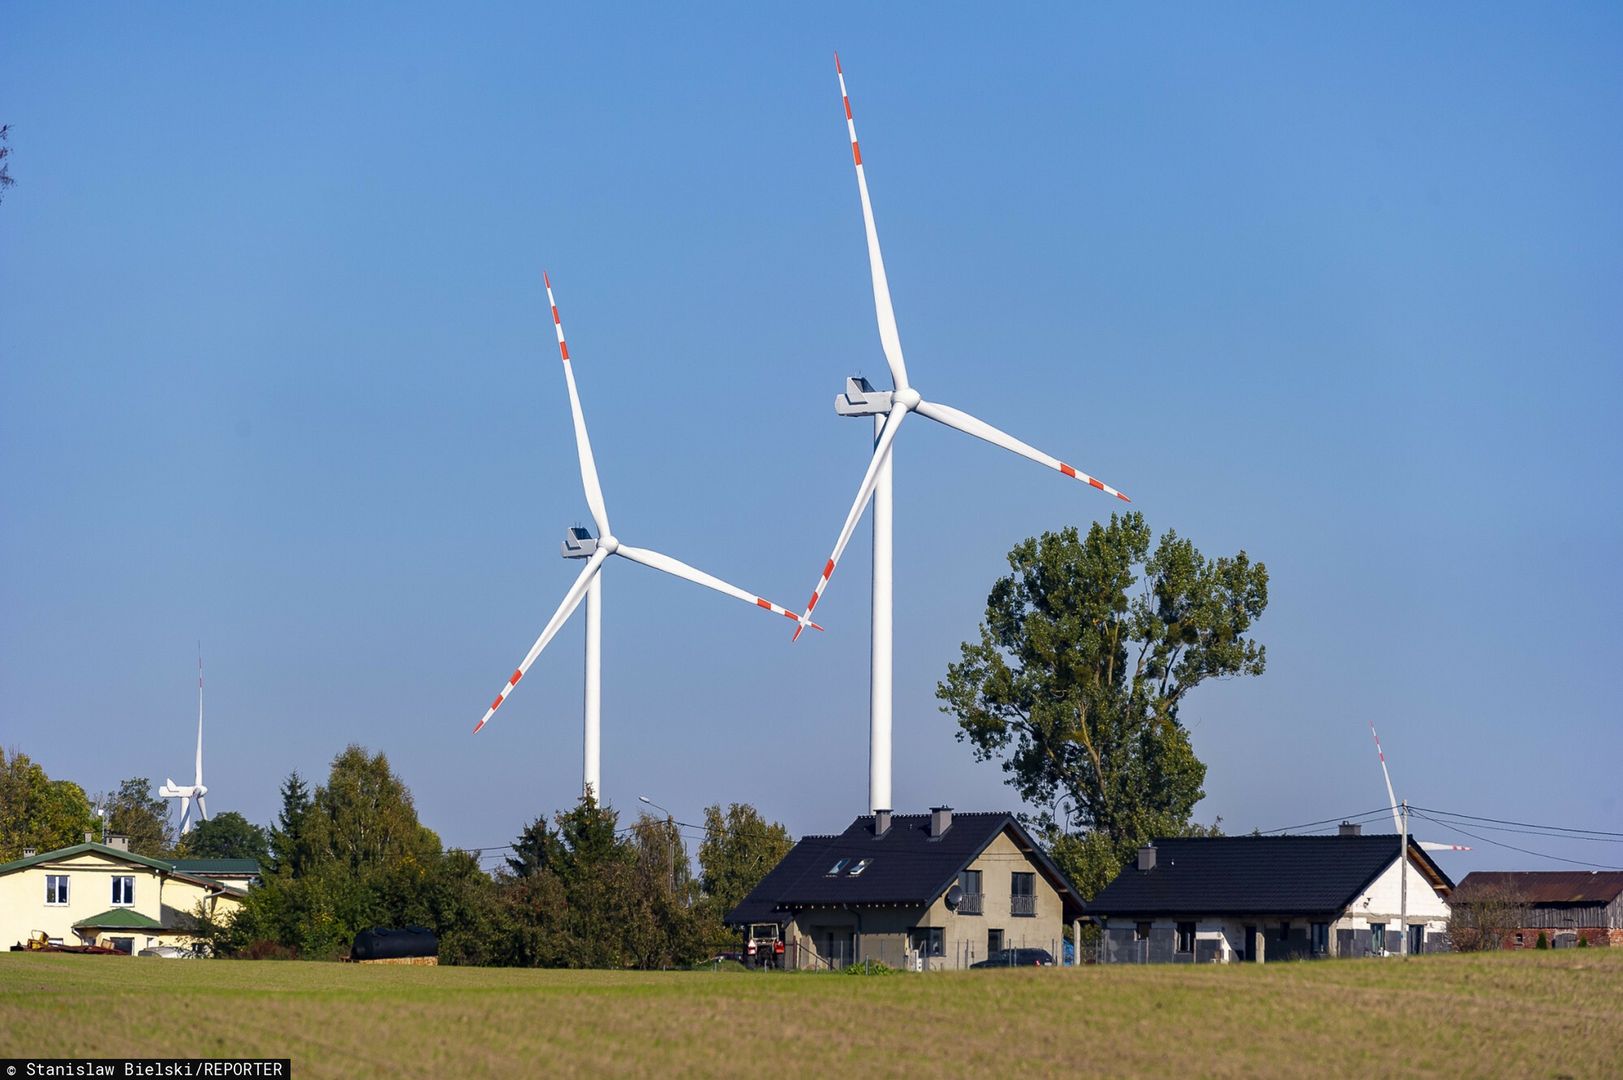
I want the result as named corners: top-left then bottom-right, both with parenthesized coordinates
top-left (794, 55), bottom-right (1131, 814)
top-left (159, 653), bottom-right (209, 835)
top-left (471, 273), bottom-right (818, 800)
top-left (1368, 720), bottom-right (1470, 852)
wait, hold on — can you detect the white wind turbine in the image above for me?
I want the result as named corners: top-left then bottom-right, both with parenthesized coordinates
top-left (473, 273), bottom-right (817, 800)
top-left (159, 655), bottom-right (208, 835)
top-left (1368, 721), bottom-right (1470, 852)
top-left (794, 56), bottom-right (1131, 814)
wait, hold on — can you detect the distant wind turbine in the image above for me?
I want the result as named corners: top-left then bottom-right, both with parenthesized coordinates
top-left (159, 653), bottom-right (209, 834)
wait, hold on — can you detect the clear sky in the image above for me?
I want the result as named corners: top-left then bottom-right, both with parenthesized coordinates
top-left (3, 4), bottom-right (1620, 877)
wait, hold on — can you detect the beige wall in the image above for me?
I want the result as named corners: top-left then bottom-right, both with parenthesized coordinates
top-left (786, 827), bottom-right (1069, 970)
top-left (0, 850), bottom-right (242, 953)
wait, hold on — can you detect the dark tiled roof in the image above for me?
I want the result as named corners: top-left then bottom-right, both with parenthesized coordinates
top-left (726, 812), bottom-right (1083, 925)
top-left (1087, 835), bottom-right (1454, 918)
top-left (1457, 871), bottom-right (1623, 905)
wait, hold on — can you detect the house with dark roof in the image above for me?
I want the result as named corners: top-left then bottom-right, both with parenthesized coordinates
top-left (1455, 871), bottom-right (1623, 948)
top-left (0, 835), bottom-right (253, 954)
top-left (726, 807), bottom-right (1085, 970)
top-left (1086, 823), bottom-right (1454, 963)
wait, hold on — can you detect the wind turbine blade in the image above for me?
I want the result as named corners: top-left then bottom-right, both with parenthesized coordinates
top-left (196, 795), bottom-right (209, 822)
top-left (1369, 721), bottom-right (1402, 833)
top-left (835, 54), bottom-right (909, 392)
top-left (544, 272), bottom-right (611, 537)
top-left (178, 796), bottom-right (192, 835)
top-left (473, 547), bottom-right (609, 733)
top-left (1419, 841), bottom-right (1471, 852)
top-left (615, 544), bottom-right (820, 630)
top-left (913, 398), bottom-right (1131, 502)
top-left (797, 404), bottom-right (909, 637)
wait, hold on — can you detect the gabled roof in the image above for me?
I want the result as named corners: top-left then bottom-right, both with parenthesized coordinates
top-left (1457, 871), bottom-right (1623, 905)
top-left (73, 908), bottom-right (166, 930)
top-left (0, 842), bottom-right (248, 896)
top-left (0, 842), bottom-right (177, 876)
top-left (1087, 835), bottom-right (1454, 918)
top-left (726, 811), bottom-right (1084, 926)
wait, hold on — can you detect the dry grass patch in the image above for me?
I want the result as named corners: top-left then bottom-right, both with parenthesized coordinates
top-left (2, 951), bottom-right (1619, 1078)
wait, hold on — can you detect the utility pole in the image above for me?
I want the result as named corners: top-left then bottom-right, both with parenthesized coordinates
top-left (1399, 799), bottom-right (1409, 959)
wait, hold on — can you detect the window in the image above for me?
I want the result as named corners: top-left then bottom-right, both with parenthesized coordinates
top-left (957, 869), bottom-right (983, 914)
top-left (848, 859), bottom-right (871, 877)
top-left (112, 876), bottom-right (134, 906)
top-left (1311, 923), bottom-right (1329, 956)
top-left (1011, 872), bottom-right (1036, 916)
top-left (910, 927), bottom-right (944, 957)
top-left (1371, 924), bottom-right (1387, 954)
top-left (826, 859), bottom-right (850, 876)
top-left (45, 875), bottom-right (69, 905)
top-left (1176, 922), bottom-right (1196, 953)
top-left (988, 928), bottom-right (1004, 955)
top-left (1408, 925), bottom-right (1425, 956)
top-left (107, 937), bottom-right (134, 955)
top-left (1134, 921), bottom-right (1152, 942)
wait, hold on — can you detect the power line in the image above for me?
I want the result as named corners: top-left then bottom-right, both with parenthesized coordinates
top-left (1408, 810), bottom-right (1623, 871)
top-left (1256, 806), bottom-right (1393, 835)
top-left (1409, 804), bottom-right (1623, 839)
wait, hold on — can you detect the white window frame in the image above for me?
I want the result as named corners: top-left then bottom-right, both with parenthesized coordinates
top-left (112, 875), bottom-right (135, 906)
top-left (45, 874), bottom-right (70, 905)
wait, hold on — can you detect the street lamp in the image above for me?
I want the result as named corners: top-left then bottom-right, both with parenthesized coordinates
top-left (639, 795), bottom-right (678, 895)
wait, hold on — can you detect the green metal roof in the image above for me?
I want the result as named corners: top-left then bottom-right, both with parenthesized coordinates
top-left (171, 858), bottom-right (261, 875)
top-left (0, 844), bottom-right (251, 897)
top-left (0, 842), bottom-right (176, 876)
top-left (72, 907), bottom-right (166, 930)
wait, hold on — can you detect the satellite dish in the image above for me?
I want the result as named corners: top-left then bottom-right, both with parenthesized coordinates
top-left (945, 883), bottom-right (964, 911)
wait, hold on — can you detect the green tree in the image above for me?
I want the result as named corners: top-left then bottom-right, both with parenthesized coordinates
top-left (180, 810), bottom-right (270, 863)
top-left (624, 813), bottom-right (701, 969)
top-left (267, 771), bottom-right (313, 877)
top-left (0, 748), bottom-right (97, 860)
top-left (694, 802), bottom-right (792, 943)
top-left (303, 745), bottom-right (440, 873)
top-left (506, 815), bottom-right (563, 878)
top-left (937, 513), bottom-right (1267, 897)
top-left (99, 777), bottom-right (176, 857)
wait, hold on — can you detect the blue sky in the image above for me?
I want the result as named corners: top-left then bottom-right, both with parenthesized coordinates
top-left (3, 4), bottom-right (1620, 876)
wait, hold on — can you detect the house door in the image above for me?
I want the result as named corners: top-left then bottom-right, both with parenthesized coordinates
top-left (1408, 925), bottom-right (1425, 956)
top-left (1241, 925), bottom-right (1258, 963)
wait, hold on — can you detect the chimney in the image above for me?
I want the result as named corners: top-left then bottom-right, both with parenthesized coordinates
top-left (108, 834), bottom-right (130, 851)
top-left (1138, 844), bottom-right (1157, 871)
top-left (1339, 821), bottom-right (1362, 837)
top-left (22, 847), bottom-right (36, 858)
top-left (84, 831), bottom-right (96, 844)
top-left (873, 809), bottom-right (892, 838)
top-left (929, 806), bottom-right (953, 838)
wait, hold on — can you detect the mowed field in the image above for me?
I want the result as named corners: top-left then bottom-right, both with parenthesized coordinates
top-left (2, 951), bottom-right (1619, 1078)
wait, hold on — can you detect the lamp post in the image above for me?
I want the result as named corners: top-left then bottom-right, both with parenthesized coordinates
top-left (638, 795), bottom-right (678, 895)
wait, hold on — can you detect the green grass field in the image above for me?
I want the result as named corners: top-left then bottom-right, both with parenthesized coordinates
top-left (2, 951), bottom-right (1618, 1078)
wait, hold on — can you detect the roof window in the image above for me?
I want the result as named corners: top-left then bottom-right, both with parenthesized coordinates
top-left (848, 859), bottom-right (872, 877)
top-left (827, 858), bottom-right (850, 876)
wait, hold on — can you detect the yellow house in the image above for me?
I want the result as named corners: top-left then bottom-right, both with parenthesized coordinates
top-left (0, 838), bottom-right (250, 954)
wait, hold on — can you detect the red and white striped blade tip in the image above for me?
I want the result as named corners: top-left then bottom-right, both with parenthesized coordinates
top-left (543, 269), bottom-right (551, 288)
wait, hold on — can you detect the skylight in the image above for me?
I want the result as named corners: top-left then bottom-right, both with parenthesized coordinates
top-left (827, 859), bottom-right (850, 876)
top-left (848, 859), bottom-right (872, 877)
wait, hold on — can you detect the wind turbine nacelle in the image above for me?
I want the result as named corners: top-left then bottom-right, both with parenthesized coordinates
top-left (835, 376), bottom-right (893, 417)
top-left (561, 526), bottom-right (598, 560)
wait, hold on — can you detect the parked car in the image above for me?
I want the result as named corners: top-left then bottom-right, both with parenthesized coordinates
top-left (970, 947), bottom-right (1055, 968)
top-left (137, 945), bottom-right (199, 959)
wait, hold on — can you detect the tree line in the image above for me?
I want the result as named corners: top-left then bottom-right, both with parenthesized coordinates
top-left (3, 743), bottom-right (791, 968)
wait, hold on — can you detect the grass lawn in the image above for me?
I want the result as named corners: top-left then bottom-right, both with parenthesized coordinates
top-left (2, 950), bottom-right (1618, 1078)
